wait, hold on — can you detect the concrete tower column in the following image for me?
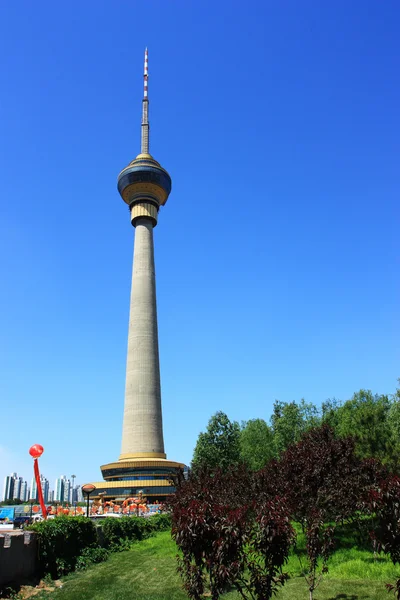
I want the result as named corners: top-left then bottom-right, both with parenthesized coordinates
top-left (120, 217), bottom-right (166, 460)
top-left (95, 49), bottom-right (183, 502)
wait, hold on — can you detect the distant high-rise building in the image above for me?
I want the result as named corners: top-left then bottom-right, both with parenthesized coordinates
top-left (48, 490), bottom-right (54, 503)
top-left (76, 487), bottom-right (84, 503)
top-left (29, 474), bottom-right (49, 502)
top-left (54, 476), bottom-right (69, 502)
top-left (63, 479), bottom-right (71, 503)
top-left (12, 476), bottom-right (23, 500)
top-left (2, 474), bottom-right (15, 502)
top-left (30, 477), bottom-right (37, 501)
top-left (42, 477), bottom-right (49, 503)
top-left (71, 485), bottom-right (79, 503)
top-left (20, 481), bottom-right (28, 502)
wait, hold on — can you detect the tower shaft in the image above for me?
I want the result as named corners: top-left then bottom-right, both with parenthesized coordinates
top-left (120, 217), bottom-right (165, 460)
top-left (95, 49), bottom-right (182, 503)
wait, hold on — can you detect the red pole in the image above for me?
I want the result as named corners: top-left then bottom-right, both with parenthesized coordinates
top-left (33, 458), bottom-right (47, 520)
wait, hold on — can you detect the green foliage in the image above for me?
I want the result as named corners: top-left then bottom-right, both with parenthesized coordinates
top-left (171, 467), bottom-right (295, 600)
top-left (271, 399), bottom-right (319, 455)
top-left (75, 546), bottom-right (110, 571)
top-left (10, 530), bottom-right (400, 600)
top-left (147, 512), bottom-right (171, 530)
top-left (30, 516), bottom-right (97, 577)
top-left (334, 389), bottom-right (391, 462)
top-left (194, 380), bottom-right (400, 471)
top-left (191, 411), bottom-right (241, 472)
top-left (101, 514), bottom-right (171, 550)
top-left (240, 418), bottom-right (274, 470)
top-left (28, 514), bottom-right (171, 580)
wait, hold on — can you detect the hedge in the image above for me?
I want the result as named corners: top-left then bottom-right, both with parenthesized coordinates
top-left (29, 516), bottom-right (97, 577)
top-left (29, 513), bottom-right (172, 577)
top-left (101, 514), bottom-right (172, 549)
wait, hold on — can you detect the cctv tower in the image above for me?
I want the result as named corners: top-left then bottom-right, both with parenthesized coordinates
top-left (93, 50), bottom-right (184, 501)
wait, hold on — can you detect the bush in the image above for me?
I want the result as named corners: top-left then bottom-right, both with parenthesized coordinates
top-left (101, 516), bottom-right (149, 549)
top-left (75, 546), bottom-right (110, 571)
top-left (171, 467), bottom-right (295, 600)
top-left (29, 513), bottom-right (171, 577)
top-left (147, 513), bottom-right (171, 531)
top-left (30, 516), bottom-right (97, 577)
top-left (101, 514), bottom-right (171, 550)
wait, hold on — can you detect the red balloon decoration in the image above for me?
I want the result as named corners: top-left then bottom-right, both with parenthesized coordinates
top-left (29, 444), bottom-right (47, 520)
top-left (29, 444), bottom-right (44, 459)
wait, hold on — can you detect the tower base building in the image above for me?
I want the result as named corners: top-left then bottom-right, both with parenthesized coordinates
top-left (91, 457), bottom-right (184, 503)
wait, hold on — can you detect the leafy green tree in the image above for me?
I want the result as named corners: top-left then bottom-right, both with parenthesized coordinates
top-left (321, 398), bottom-right (341, 430)
top-left (271, 399), bottom-right (320, 456)
top-left (386, 381), bottom-right (400, 472)
top-left (334, 389), bottom-right (391, 462)
top-left (240, 419), bottom-right (274, 471)
top-left (191, 411), bottom-right (241, 472)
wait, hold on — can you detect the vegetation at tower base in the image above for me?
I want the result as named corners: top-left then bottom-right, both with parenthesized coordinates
top-left (270, 399), bottom-right (319, 456)
top-left (30, 516), bottom-right (99, 577)
top-left (192, 380), bottom-right (400, 473)
top-left (259, 424), bottom-right (388, 524)
top-left (29, 514), bottom-right (172, 579)
top-left (100, 513), bottom-right (171, 551)
top-left (239, 418), bottom-right (274, 471)
top-left (191, 411), bottom-right (241, 473)
top-left (368, 476), bottom-right (400, 599)
top-left (300, 515), bottom-right (335, 600)
top-left (170, 466), bottom-right (295, 600)
top-left (172, 422), bottom-right (397, 600)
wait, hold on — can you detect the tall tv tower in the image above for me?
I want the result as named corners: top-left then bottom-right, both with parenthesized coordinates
top-left (93, 50), bottom-right (183, 502)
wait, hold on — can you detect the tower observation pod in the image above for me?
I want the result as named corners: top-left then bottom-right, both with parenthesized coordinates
top-left (91, 49), bottom-right (184, 502)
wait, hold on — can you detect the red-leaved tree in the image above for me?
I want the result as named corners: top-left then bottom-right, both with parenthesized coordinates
top-left (255, 425), bottom-right (386, 598)
top-left (369, 476), bottom-right (400, 599)
top-left (169, 466), bottom-right (295, 600)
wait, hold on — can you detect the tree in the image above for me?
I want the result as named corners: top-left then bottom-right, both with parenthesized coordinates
top-left (386, 381), bottom-right (400, 473)
top-left (270, 399), bottom-right (320, 456)
top-left (170, 466), bottom-right (295, 600)
top-left (299, 513), bottom-right (335, 600)
top-left (257, 424), bottom-right (385, 600)
top-left (191, 411), bottom-right (241, 472)
top-left (334, 389), bottom-right (392, 462)
top-left (269, 424), bottom-right (386, 524)
top-left (321, 398), bottom-right (341, 430)
top-left (240, 419), bottom-right (274, 471)
top-left (369, 476), bottom-right (400, 599)
top-left (0, 499), bottom-right (23, 506)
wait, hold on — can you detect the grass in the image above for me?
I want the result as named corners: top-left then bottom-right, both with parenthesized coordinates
top-left (25, 530), bottom-right (400, 600)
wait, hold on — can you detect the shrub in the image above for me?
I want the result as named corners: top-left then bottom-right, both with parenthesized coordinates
top-left (30, 516), bottom-right (97, 577)
top-left (259, 424), bottom-right (386, 524)
top-left (171, 466), bottom-right (295, 600)
top-left (146, 513), bottom-right (171, 530)
top-left (369, 476), bottom-right (400, 598)
top-left (100, 514), bottom-right (170, 550)
top-left (75, 546), bottom-right (110, 571)
top-left (299, 512), bottom-right (335, 600)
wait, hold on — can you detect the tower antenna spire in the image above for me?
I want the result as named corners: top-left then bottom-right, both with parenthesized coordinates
top-left (141, 47), bottom-right (149, 153)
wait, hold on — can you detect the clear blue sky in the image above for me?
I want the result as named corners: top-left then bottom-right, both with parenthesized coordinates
top-left (1, 1), bottom-right (398, 492)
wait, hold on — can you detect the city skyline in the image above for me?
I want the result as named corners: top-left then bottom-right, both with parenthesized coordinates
top-left (2, 471), bottom-right (84, 504)
top-left (1, 2), bottom-right (398, 489)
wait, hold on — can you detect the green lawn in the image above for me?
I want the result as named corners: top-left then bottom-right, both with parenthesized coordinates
top-left (31, 530), bottom-right (399, 600)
